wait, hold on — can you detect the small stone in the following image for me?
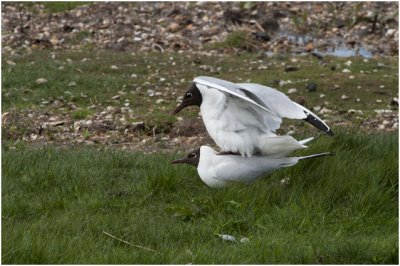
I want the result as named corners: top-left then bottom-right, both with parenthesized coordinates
top-left (156, 99), bottom-right (164, 104)
top-left (382, 120), bottom-right (390, 126)
top-left (85, 120), bottom-right (93, 126)
top-left (349, 75), bottom-right (355, 79)
top-left (320, 94), bottom-right (325, 98)
top-left (386, 29), bottom-right (396, 37)
top-left (378, 124), bottom-right (385, 130)
top-left (218, 234), bottom-right (236, 242)
top-left (167, 22), bottom-right (180, 32)
top-left (147, 89), bottom-right (155, 97)
top-left (313, 106), bottom-right (321, 111)
top-left (390, 97), bottom-right (398, 106)
top-left (50, 36), bottom-right (59, 45)
top-left (344, 60), bottom-right (352, 66)
top-left (284, 65), bottom-right (299, 72)
top-left (106, 106), bottom-right (116, 112)
top-left (287, 88), bottom-right (297, 94)
top-left (110, 65), bottom-right (118, 70)
top-left (35, 78), bottom-right (48, 85)
top-left (306, 83), bottom-right (317, 92)
top-left (392, 123), bottom-right (398, 129)
top-left (131, 73), bottom-right (138, 78)
top-left (240, 237), bottom-right (250, 243)
top-left (320, 107), bottom-right (332, 114)
top-left (376, 99), bottom-right (382, 103)
top-left (342, 68), bottom-right (351, 73)
top-left (68, 81), bottom-right (77, 87)
top-left (6, 60), bottom-right (16, 66)
top-left (341, 95), bottom-right (350, 100)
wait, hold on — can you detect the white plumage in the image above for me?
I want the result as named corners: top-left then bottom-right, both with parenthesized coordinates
top-left (183, 76), bottom-right (332, 157)
top-left (173, 146), bottom-right (333, 188)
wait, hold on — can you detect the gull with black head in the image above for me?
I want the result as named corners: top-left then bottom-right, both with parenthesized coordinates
top-left (173, 76), bottom-right (333, 157)
top-left (172, 146), bottom-right (334, 188)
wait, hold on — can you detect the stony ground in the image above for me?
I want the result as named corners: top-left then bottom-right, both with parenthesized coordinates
top-left (1, 2), bottom-right (399, 152)
top-left (2, 2), bottom-right (398, 56)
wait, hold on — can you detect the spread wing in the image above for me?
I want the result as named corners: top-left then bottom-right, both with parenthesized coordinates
top-left (194, 76), bottom-right (333, 135)
top-left (237, 83), bottom-right (333, 135)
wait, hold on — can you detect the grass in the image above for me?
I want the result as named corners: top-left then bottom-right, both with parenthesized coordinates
top-left (2, 131), bottom-right (398, 264)
top-left (1, 48), bottom-right (398, 263)
top-left (2, 50), bottom-right (398, 135)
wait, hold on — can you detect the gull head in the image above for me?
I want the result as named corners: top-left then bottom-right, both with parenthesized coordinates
top-left (173, 82), bottom-right (202, 115)
top-left (171, 147), bottom-right (200, 167)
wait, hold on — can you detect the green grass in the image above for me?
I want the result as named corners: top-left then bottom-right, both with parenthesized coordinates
top-left (2, 50), bottom-right (398, 137)
top-left (2, 131), bottom-right (398, 264)
top-left (20, 2), bottom-right (89, 13)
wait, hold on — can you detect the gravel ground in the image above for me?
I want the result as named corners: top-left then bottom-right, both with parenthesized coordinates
top-left (2, 2), bottom-right (398, 56)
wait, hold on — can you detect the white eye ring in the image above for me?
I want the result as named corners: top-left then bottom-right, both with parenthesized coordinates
top-left (191, 153), bottom-right (196, 158)
top-left (187, 92), bottom-right (193, 97)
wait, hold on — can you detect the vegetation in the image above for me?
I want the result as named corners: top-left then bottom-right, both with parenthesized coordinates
top-left (2, 131), bottom-right (398, 264)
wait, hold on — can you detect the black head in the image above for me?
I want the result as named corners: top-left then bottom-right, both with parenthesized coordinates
top-left (172, 82), bottom-right (203, 115)
top-left (171, 147), bottom-right (201, 167)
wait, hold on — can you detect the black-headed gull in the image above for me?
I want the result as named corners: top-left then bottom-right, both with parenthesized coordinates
top-left (172, 145), bottom-right (334, 188)
top-left (173, 76), bottom-right (333, 157)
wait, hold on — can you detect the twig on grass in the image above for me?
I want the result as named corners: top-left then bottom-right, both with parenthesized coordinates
top-left (102, 231), bottom-right (155, 252)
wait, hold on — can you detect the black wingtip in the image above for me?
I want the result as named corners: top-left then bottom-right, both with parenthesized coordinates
top-left (303, 112), bottom-right (334, 136)
top-left (326, 129), bottom-right (334, 136)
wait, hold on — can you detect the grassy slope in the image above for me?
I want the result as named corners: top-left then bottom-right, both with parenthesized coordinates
top-left (2, 131), bottom-right (398, 264)
top-left (2, 50), bottom-right (398, 115)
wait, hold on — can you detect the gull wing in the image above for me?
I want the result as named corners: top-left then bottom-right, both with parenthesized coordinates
top-left (237, 83), bottom-right (333, 135)
top-left (194, 76), bottom-right (283, 132)
top-left (194, 76), bottom-right (276, 115)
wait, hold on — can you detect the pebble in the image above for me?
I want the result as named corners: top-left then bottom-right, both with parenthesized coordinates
top-left (376, 99), bottom-right (382, 103)
top-left (386, 29), bottom-right (396, 37)
top-left (240, 237), bottom-right (250, 243)
top-left (320, 107), bottom-right (332, 114)
top-left (306, 83), bottom-right (317, 92)
top-left (35, 78), bottom-right (48, 85)
top-left (382, 120), bottom-right (390, 125)
top-left (85, 120), bottom-right (93, 126)
top-left (344, 60), bottom-right (352, 66)
top-left (156, 99), bottom-right (164, 104)
top-left (287, 88), bottom-right (297, 94)
top-left (218, 234), bottom-right (236, 242)
top-left (147, 89), bottom-right (155, 96)
top-left (341, 94), bottom-right (350, 100)
top-left (106, 106), bottom-right (116, 112)
top-left (284, 65), bottom-right (299, 72)
top-left (348, 75), bottom-right (355, 79)
top-left (6, 60), bottom-right (16, 66)
top-left (342, 68), bottom-right (351, 73)
top-left (110, 65), bottom-right (118, 70)
top-left (68, 81), bottom-right (77, 87)
top-left (390, 97), bottom-right (398, 106)
top-left (378, 124), bottom-right (385, 130)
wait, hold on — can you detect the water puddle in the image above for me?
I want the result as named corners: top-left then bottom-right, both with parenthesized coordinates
top-left (266, 33), bottom-right (375, 58)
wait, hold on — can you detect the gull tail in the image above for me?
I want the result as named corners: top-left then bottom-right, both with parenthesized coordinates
top-left (298, 152), bottom-right (335, 161)
top-left (258, 135), bottom-right (308, 157)
top-left (298, 137), bottom-right (314, 145)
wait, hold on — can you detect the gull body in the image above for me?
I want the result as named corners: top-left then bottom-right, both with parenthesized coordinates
top-left (173, 76), bottom-right (333, 157)
top-left (172, 146), bottom-right (333, 188)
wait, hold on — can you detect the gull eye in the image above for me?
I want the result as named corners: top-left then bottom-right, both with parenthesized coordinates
top-left (189, 152), bottom-right (196, 158)
top-left (186, 92), bottom-right (193, 97)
